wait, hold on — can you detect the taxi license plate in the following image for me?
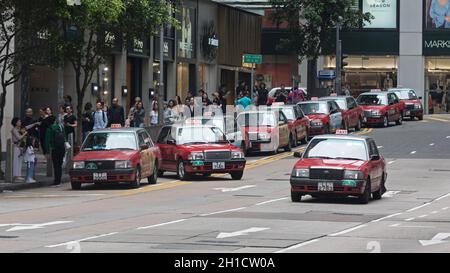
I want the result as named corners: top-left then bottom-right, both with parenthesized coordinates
top-left (318, 182), bottom-right (334, 192)
top-left (212, 162), bottom-right (225, 170)
top-left (93, 173), bottom-right (107, 181)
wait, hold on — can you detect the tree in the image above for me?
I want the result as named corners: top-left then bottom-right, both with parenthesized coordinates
top-left (269, 0), bottom-right (372, 93)
top-left (0, 0), bottom-right (55, 179)
top-left (50, 0), bottom-right (179, 146)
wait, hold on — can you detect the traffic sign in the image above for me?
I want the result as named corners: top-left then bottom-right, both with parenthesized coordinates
top-left (243, 54), bottom-right (262, 64)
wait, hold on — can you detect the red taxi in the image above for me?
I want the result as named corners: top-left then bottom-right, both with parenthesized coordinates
top-left (269, 103), bottom-right (310, 146)
top-left (290, 134), bottom-right (387, 204)
top-left (69, 128), bottom-right (161, 190)
top-left (389, 88), bottom-right (423, 121)
top-left (237, 110), bottom-right (291, 156)
top-left (156, 124), bottom-right (246, 180)
top-left (297, 100), bottom-right (343, 136)
top-left (357, 91), bottom-right (405, 127)
top-left (319, 96), bottom-right (363, 131)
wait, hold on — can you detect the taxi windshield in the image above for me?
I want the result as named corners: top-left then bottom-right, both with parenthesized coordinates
top-left (176, 126), bottom-right (228, 145)
top-left (299, 103), bottom-right (328, 115)
top-left (393, 90), bottom-right (417, 100)
top-left (357, 94), bottom-right (388, 106)
top-left (304, 138), bottom-right (368, 161)
top-left (280, 108), bottom-right (295, 120)
top-left (82, 132), bottom-right (137, 151)
top-left (237, 112), bottom-right (276, 127)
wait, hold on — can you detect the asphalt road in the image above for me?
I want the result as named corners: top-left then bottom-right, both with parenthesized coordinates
top-left (1, 114), bottom-right (450, 253)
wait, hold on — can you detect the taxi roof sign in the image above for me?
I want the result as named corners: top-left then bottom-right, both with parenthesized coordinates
top-left (311, 97), bottom-right (319, 101)
top-left (330, 93), bottom-right (338, 97)
top-left (185, 119), bottom-right (202, 125)
top-left (370, 89), bottom-right (382, 92)
top-left (336, 129), bottom-right (349, 135)
top-left (271, 102), bottom-right (285, 106)
top-left (111, 124), bottom-right (122, 129)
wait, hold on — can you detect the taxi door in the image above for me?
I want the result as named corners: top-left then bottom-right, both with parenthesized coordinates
top-left (367, 139), bottom-right (383, 191)
top-left (328, 101), bottom-right (343, 132)
top-left (294, 106), bottom-right (307, 140)
top-left (277, 111), bottom-right (290, 147)
top-left (138, 131), bottom-right (152, 178)
top-left (387, 93), bottom-right (398, 122)
top-left (157, 126), bottom-right (177, 171)
top-left (347, 97), bottom-right (358, 127)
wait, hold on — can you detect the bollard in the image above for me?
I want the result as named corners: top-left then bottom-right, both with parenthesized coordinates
top-left (5, 139), bottom-right (13, 182)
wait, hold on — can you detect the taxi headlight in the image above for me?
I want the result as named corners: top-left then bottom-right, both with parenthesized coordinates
top-left (188, 152), bottom-right (204, 160)
top-left (73, 161), bottom-right (85, 169)
top-left (232, 151), bottom-right (244, 159)
top-left (414, 103), bottom-right (422, 109)
top-left (310, 120), bottom-right (323, 127)
top-left (115, 160), bottom-right (132, 169)
top-left (344, 170), bottom-right (364, 180)
top-left (292, 168), bottom-right (309, 178)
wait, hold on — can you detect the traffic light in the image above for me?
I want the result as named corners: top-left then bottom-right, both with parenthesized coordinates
top-left (341, 54), bottom-right (349, 70)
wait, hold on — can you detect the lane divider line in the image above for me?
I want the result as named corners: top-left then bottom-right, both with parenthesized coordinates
top-left (46, 232), bottom-right (119, 248)
top-left (329, 224), bottom-right (368, 237)
top-left (199, 207), bottom-right (247, 217)
top-left (274, 239), bottom-right (321, 253)
top-left (136, 219), bottom-right (187, 230)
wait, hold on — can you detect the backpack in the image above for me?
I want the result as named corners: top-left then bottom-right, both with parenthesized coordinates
top-left (53, 125), bottom-right (66, 150)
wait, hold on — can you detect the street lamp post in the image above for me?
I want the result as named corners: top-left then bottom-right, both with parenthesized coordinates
top-left (158, 25), bottom-right (164, 125)
top-left (335, 17), bottom-right (343, 95)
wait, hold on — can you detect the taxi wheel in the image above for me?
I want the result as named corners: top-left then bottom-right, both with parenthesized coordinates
top-left (71, 182), bottom-right (81, 190)
top-left (358, 179), bottom-right (371, 204)
top-left (373, 175), bottom-right (386, 200)
top-left (285, 137), bottom-right (293, 152)
top-left (382, 116), bottom-right (389, 128)
top-left (355, 119), bottom-right (362, 131)
top-left (230, 171), bottom-right (244, 180)
top-left (157, 170), bottom-right (164, 177)
top-left (202, 173), bottom-right (211, 177)
top-left (396, 114), bottom-right (403, 125)
top-left (177, 160), bottom-right (189, 180)
top-left (148, 163), bottom-right (158, 185)
top-left (418, 115), bottom-right (424, 121)
top-left (291, 191), bottom-right (302, 202)
top-left (130, 167), bottom-right (141, 189)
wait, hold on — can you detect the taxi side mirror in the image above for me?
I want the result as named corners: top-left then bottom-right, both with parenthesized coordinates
top-left (140, 144), bottom-right (149, 150)
top-left (370, 154), bottom-right (380, 161)
top-left (293, 152), bottom-right (303, 158)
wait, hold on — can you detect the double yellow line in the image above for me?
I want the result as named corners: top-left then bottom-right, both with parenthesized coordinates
top-left (425, 115), bottom-right (450, 123)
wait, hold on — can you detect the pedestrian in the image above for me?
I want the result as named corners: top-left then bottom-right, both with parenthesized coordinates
top-left (236, 92), bottom-right (252, 110)
top-left (23, 135), bottom-right (37, 183)
top-left (174, 95), bottom-right (184, 118)
top-left (93, 102), bottom-right (108, 131)
top-left (63, 95), bottom-right (72, 108)
top-left (150, 102), bottom-right (159, 126)
top-left (256, 83), bottom-right (269, 106)
top-left (275, 85), bottom-right (288, 103)
top-left (11, 118), bottom-right (27, 182)
top-left (21, 108), bottom-right (39, 139)
top-left (128, 97), bottom-right (142, 127)
top-left (212, 92), bottom-right (227, 115)
top-left (164, 99), bottom-right (178, 124)
top-left (46, 116), bottom-right (66, 186)
top-left (63, 105), bottom-right (77, 143)
top-left (202, 92), bottom-right (211, 107)
top-left (57, 105), bottom-right (66, 126)
top-left (38, 107), bottom-right (53, 156)
top-left (133, 101), bottom-right (145, 128)
top-left (343, 85), bottom-right (351, 96)
top-left (236, 81), bottom-right (246, 97)
top-left (107, 98), bottom-right (125, 127)
top-left (82, 102), bottom-right (94, 141)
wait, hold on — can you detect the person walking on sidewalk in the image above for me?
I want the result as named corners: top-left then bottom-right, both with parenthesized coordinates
top-left (46, 116), bottom-right (66, 186)
top-left (24, 136), bottom-right (37, 183)
top-left (133, 101), bottom-right (145, 128)
top-left (11, 117), bottom-right (39, 182)
top-left (93, 102), bottom-right (108, 131)
top-left (107, 98), bottom-right (125, 127)
top-left (63, 105), bottom-right (77, 143)
top-left (82, 102), bottom-right (94, 141)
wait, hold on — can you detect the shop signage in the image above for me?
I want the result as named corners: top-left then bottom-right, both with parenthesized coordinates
top-left (201, 21), bottom-right (219, 61)
top-left (154, 37), bottom-right (174, 61)
top-left (133, 38), bottom-right (144, 54)
top-left (318, 70), bottom-right (336, 79)
top-left (243, 54), bottom-right (262, 64)
top-left (177, 6), bottom-right (196, 59)
top-left (208, 37), bottom-right (219, 47)
top-left (362, 0), bottom-right (397, 29)
top-left (128, 37), bottom-right (149, 57)
top-left (424, 33), bottom-right (450, 55)
top-left (424, 0), bottom-right (450, 29)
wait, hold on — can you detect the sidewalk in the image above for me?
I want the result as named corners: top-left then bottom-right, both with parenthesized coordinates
top-left (0, 154), bottom-right (69, 193)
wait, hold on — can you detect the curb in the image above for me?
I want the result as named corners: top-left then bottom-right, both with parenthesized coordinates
top-left (0, 177), bottom-right (69, 193)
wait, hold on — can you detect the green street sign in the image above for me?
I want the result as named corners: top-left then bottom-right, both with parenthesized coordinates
top-left (243, 54), bottom-right (262, 64)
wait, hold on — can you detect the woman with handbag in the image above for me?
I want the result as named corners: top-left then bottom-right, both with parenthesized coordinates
top-left (11, 117), bottom-right (39, 182)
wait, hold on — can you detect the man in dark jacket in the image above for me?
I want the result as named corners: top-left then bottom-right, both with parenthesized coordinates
top-left (107, 98), bottom-right (125, 127)
top-left (21, 108), bottom-right (39, 138)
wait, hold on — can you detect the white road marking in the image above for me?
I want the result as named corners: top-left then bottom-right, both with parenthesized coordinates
top-left (214, 185), bottom-right (256, 192)
top-left (431, 211), bottom-right (439, 214)
top-left (0, 221), bottom-right (73, 232)
top-left (274, 239), bottom-right (321, 253)
top-left (447, 136), bottom-right (450, 139)
top-left (407, 203), bottom-right (431, 212)
top-left (199, 207), bottom-right (247, 217)
top-left (436, 193), bottom-right (450, 201)
top-left (388, 160), bottom-right (396, 165)
top-left (255, 197), bottom-right (289, 206)
top-left (136, 219), bottom-right (187, 230)
top-left (329, 224), bottom-right (368, 237)
top-left (377, 146), bottom-right (383, 149)
top-left (419, 233), bottom-right (450, 247)
top-left (442, 207), bottom-right (449, 210)
top-left (418, 214), bottom-right (428, 218)
top-left (217, 227), bottom-right (269, 239)
top-left (410, 151), bottom-right (417, 154)
top-left (383, 191), bottom-right (401, 198)
top-left (405, 218), bottom-right (415, 221)
top-left (371, 213), bottom-right (402, 223)
top-left (390, 223), bottom-right (401, 227)
top-left (429, 143), bottom-right (435, 146)
top-left (46, 232), bottom-right (119, 248)
top-left (391, 224), bottom-right (435, 229)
